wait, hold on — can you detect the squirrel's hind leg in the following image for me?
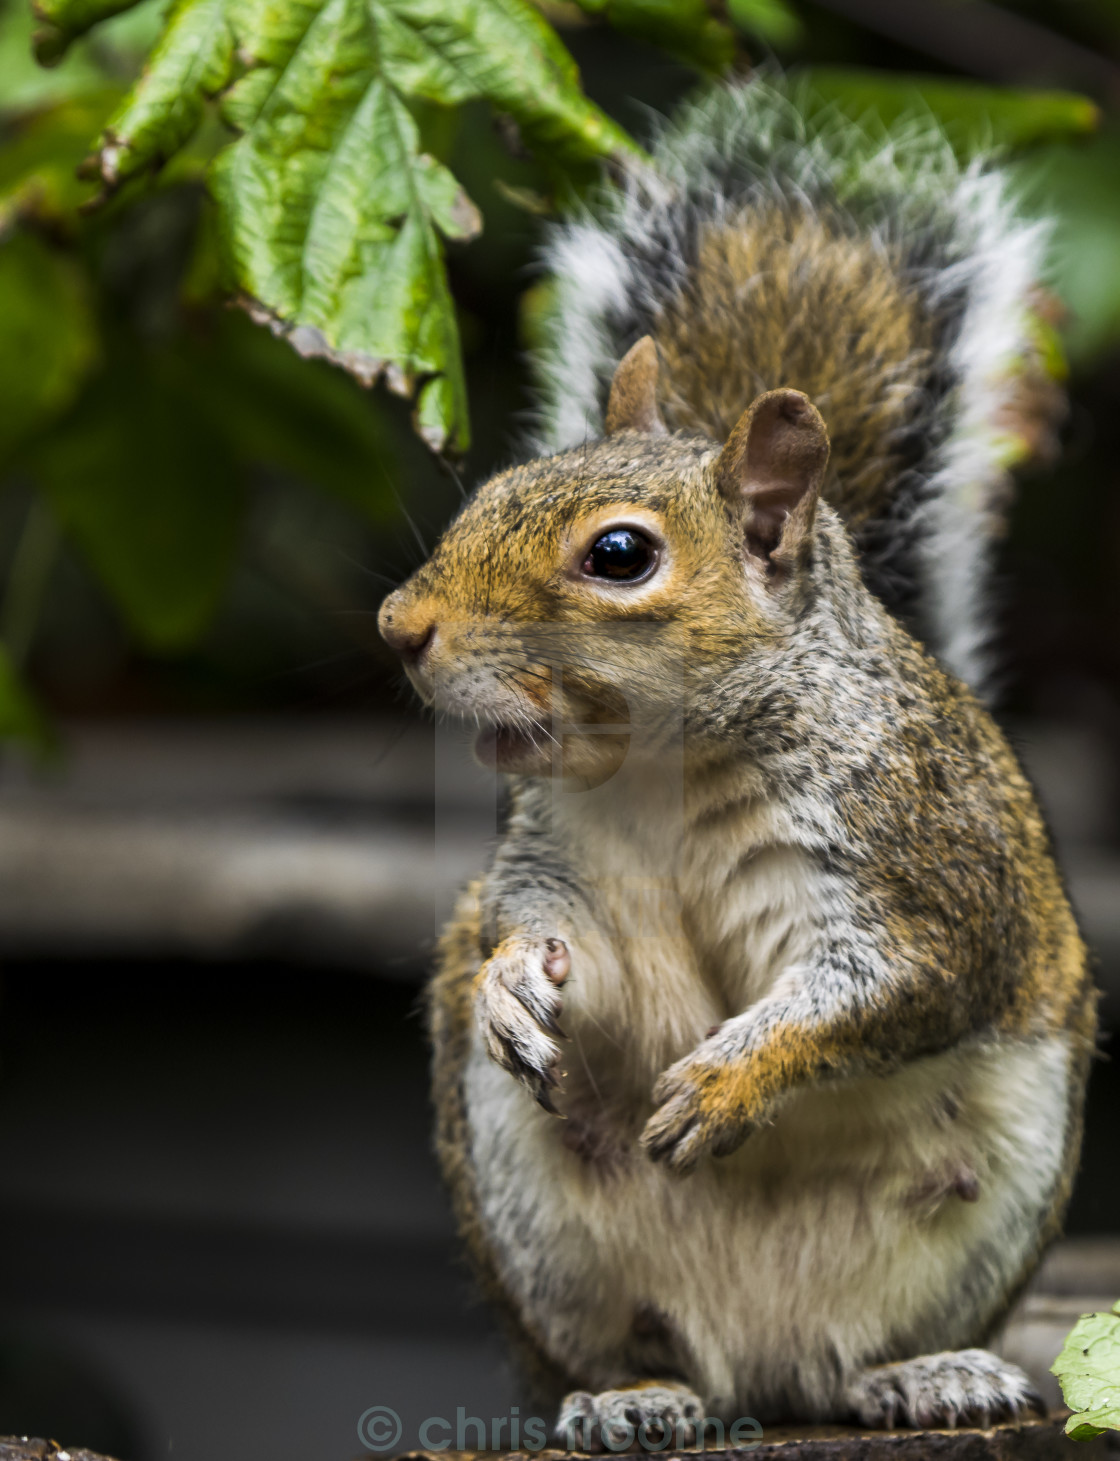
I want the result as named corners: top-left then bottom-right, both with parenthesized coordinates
top-left (555, 1382), bottom-right (704, 1453)
top-left (844, 1350), bottom-right (1046, 1430)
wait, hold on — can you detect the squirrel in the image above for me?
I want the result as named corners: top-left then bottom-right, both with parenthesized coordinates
top-left (378, 77), bottom-right (1096, 1439)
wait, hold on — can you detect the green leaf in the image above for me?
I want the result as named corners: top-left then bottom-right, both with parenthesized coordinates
top-left (0, 641), bottom-right (52, 751)
top-left (1052, 1301), bottom-right (1120, 1438)
top-left (727, 0), bottom-right (802, 49)
top-left (29, 353), bottom-right (245, 651)
top-left (800, 68), bottom-right (1101, 154)
top-left (0, 232), bottom-right (98, 462)
top-left (95, 0), bottom-right (235, 187)
top-left (65, 0), bottom-right (643, 455)
top-left (567, 0), bottom-right (737, 72)
top-left (213, 79), bottom-right (474, 451)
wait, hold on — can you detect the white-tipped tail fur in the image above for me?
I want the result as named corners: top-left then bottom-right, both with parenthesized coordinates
top-left (531, 76), bottom-right (1057, 694)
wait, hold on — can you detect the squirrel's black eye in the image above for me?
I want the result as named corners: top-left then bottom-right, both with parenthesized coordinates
top-left (582, 528), bottom-right (655, 582)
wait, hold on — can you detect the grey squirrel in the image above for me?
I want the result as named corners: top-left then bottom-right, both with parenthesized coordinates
top-left (379, 77), bottom-right (1095, 1439)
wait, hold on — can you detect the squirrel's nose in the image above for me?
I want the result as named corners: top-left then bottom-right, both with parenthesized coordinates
top-left (379, 596), bottom-right (436, 663)
top-left (388, 621), bottom-right (434, 662)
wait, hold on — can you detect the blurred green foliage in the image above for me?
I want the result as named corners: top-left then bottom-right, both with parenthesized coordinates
top-left (805, 68), bottom-right (1101, 149)
top-left (1026, 123), bottom-right (1120, 363)
top-left (0, 0), bottom-right (1119, 745)
top-left (566, 0), bottom-right (739, 70)
top-left (0, 233), bottom-right (97, 460)
top-left (0, 641), bottom-right (51, 747)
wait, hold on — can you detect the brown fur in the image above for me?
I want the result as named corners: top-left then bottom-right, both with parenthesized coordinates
top-left (382, 181), bottom-right (1094, 1423)
top-left (655, 210), bottom-right (937, 529)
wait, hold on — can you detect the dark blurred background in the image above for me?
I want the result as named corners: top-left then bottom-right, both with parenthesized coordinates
top-left (1, 1), bottom-right (1120, 1458)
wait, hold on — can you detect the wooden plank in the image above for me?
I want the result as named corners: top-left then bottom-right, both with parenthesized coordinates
top-left (0, 1442), bottom-right (114, 1461)
top-left (386, 1417), bottom-right (1110, 1461)
top-left (0, 1413), bottom-right (1112, 1460)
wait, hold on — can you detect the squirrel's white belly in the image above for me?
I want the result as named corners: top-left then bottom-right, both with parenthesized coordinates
top-left (464, 1026), bottom-right (1071, 1418)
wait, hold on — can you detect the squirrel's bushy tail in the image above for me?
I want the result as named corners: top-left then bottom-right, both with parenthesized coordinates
top-left (532, 75), bottom-right (1063, 694)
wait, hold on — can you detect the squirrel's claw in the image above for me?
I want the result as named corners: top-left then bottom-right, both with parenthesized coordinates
top-left (642, 1056), bottom-right (756, 1172)
top-left (474, 935), bottom-right (569, 1109)
top-left (534, 1084), bottom-right (561, 1116)
top-left (641, 1091), bottom-right (706, 1174)
top-left (524, 998), bottom-right (566, 1041)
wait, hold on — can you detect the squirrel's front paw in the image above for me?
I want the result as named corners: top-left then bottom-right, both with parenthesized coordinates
top-left (640, 1043), bottom-right (754, 1174)
top-left (474, 935), bottom-right (570, 1111)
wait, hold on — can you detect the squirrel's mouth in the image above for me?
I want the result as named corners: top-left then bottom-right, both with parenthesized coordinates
top-left (473, 717), bottom-right (631, 785)
top-left (474, 721), bottom-right (554, 773)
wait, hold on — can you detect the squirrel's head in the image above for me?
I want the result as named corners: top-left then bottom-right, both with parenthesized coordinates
top-left (379, 338), bottom-right (831, 778)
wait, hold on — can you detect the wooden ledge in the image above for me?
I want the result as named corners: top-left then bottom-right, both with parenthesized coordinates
top-left (0, 1442), bottom-right (115, 1461)
top-left (389, 1417), bottom-right (1113, 1461)
top-left (1, 1416), bottom-right (1112, 1461)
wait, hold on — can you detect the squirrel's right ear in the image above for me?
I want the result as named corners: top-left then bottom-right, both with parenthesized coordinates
top-left (716, 389), bottom-right (830, 575)
top-left (605, 337), bottom-right (667, 436)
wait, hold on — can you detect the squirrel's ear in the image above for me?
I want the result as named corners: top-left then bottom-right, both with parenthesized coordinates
top-left (716, 389), bottom-right (830, 571)
top-left (605, 337), bottom-right (667, 436)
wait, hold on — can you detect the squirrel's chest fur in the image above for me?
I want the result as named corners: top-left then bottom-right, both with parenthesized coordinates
top-left (461, 771), bottom-right (1076, 1415)
top-left (547, 760), bottom-right (829, 1092)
